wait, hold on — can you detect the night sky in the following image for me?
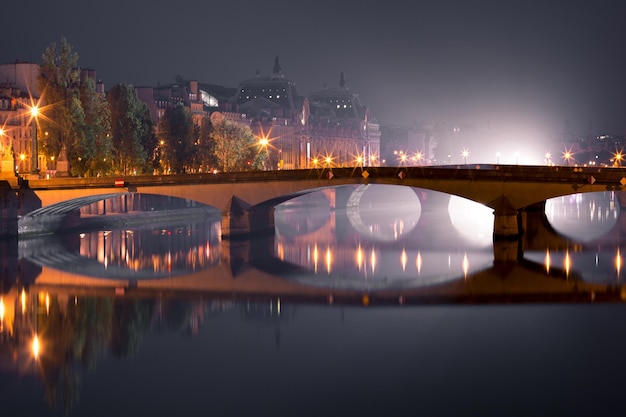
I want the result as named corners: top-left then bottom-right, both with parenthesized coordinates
top-left (3, 0), bottom-right (625, 138)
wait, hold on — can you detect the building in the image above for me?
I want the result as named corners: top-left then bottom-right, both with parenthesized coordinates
top-left (0, 62), bottom-right (42, 175)
top-left (307, 72), bottom-right (380, 166)
top-left (0, 61), bottom-right (103, 177)
top-left (224, 57), bottom-right (380, 170)
top-left (136, 77), bottom-right (236, 129)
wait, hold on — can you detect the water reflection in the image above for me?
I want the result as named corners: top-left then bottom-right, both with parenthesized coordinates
top-left (274, 187), bottom-right (493, 290)
top-left (18, 219), bottom-right (222, 280)
top-left (4, 188), bottom-right (626, 415)
top-left (525, 192), bottom-right (626, 284)
top-left (545, 191), bottom-right (619, 242)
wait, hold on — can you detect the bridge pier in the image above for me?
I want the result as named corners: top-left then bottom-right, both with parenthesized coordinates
top-left (220, 196), bottom-right (276, 239)
top-left (492, 194), bottom-right (522, 240)
top-left (0, 181), bottom-right (18, 237)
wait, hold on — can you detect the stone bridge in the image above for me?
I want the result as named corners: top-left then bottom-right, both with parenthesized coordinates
top-left (5, 164), bottom-right (626, 239)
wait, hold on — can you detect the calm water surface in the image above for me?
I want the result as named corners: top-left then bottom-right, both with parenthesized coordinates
top-left (1, 186), bottom-right (626, 416)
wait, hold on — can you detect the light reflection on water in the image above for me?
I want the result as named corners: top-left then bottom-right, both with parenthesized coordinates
top-left (4, 188), bottom-right (626, 416)
top-left (526, 191), bottom-right (624, 284)
top-left (274, 186), bottom-right (494, 289)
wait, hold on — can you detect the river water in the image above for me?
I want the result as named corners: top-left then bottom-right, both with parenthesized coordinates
top-left (1, 185), bottom-right (626, 416)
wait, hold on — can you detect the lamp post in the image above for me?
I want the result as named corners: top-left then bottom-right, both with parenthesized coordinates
top-left (30, 106), bottom-right (39, 174)
top-left (258, 137), bottom-right (269, 170)
top-left (461, 149), bottom-right (469, 165)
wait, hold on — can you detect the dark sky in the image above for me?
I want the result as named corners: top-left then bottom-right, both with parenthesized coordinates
top-left (3, 0), bottom-right (626, 137)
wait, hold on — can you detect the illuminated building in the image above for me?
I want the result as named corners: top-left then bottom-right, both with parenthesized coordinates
top-left (223, 57), bottom-right (380, 169)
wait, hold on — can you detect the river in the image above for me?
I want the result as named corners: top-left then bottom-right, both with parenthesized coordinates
top-left (1, 185), bottom-right (625, 416)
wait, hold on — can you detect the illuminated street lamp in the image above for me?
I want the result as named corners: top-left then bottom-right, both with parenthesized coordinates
top-left (544, 151), bottom-right (552, 165)
top-left (414, 151), bottom-right (424, 165)
top-left (461, 149), bottom-right (469, 165)
top-left (562, 149), bottom-right (573, 166)
top-left (613, 150), bottom-right (623, 167)
top-left (30, 105), bottom-right (39, 174)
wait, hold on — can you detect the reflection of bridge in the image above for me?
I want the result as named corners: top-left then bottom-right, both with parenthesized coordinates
top-left (5, 165), bottom-right (626, 238)
top-left (12, 236), bottom-right (626, 307)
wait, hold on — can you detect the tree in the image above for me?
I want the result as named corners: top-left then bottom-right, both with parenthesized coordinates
top-left (212, 119), bottom-right (266, 172)
top-left (191, 115), bottom-right (217, 172)
top-left (38, 37), bottom-right (88, 175)
top-left (80, 77), bottom-right (111, 176)
top-left (158, 103), bottom-right (194, 173)
top-left (107, 84), bottom-right (149, 174)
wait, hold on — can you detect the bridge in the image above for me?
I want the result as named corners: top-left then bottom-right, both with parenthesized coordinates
top-left (4, 164), bottom-right (626, 239)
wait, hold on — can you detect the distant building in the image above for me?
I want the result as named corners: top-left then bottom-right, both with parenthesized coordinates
top-left (223, 57), bottom-right (380, 169)
top-left (380, 123), bottom-right (435, 166)
top-left (307, 72), bottom-right (380, 166)
top-left (136, 77), bottom-right (236, 128)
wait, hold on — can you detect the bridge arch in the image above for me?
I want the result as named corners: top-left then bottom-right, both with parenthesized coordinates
top-left (13, 165), bottom-right (626, 239)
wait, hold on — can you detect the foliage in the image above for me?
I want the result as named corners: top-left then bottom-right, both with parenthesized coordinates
top-left (158, 103), bottom-right (194, 173)
top-left (107, 84), bottom-right (150, 174)
top-left (191, 115), bottom-right (217, 172)
top-left (212, 119), bottom-right (267, 172)
top-left (38, 37), bottom-right (88, 175)
top-left (79, 77), bottom-right (112, 176)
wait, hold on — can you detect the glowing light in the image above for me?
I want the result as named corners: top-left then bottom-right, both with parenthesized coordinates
top-left (562, 148), bottom-right (574, 165)
top-left (416, 251), bottom-right (422, 275)
top-left (21, 289), bottom-right (26, 314)
top-left (401, 248), bottom-right (407, 272)
top-left (564, 250), bottom-right (571, 277)
top-left (325, 246), bottom-right (332, 274)
top-left (461, 149), bottom-right (469, 164)
top-left (616, 248), bottom-right (622, 278)
top-left (545, 249), bottom-right (551, 273)
top-left (370, 249), bottom-right (377, 274)
top-left (462, 253), bottom-right (469, 278)
top-left (544, 151), bottom-right (552, 165)
top-left (414, 151), bottom-right (424, 165)
top-left (356, 244), bottom-right (364, 270)
top-left (32, 335), bottom-right (40, 359)
top-left (0, 297), bottom-right (4, 322)
top-left (612, 148), bottom-right (624, 167)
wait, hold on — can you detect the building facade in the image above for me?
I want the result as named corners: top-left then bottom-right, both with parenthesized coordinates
top-left (0, 62), bottom-right (41, 176)
top-left (224, 58), bottom-right (381, 170)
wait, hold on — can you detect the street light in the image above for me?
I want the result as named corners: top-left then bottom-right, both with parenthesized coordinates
top-left (613, 150), bottom-right (623, 167)
top-left (545, 151), bottom-right (552, 165)
top-left (30, 105), bottom-right (39, 174)
top-left (461, 149), bottom-right (469, 165)
top-left (562, 149), bottom-right (573, 166)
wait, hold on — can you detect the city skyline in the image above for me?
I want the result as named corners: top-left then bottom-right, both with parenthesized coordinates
top-left (2, 0), bottom-right (625, 140)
